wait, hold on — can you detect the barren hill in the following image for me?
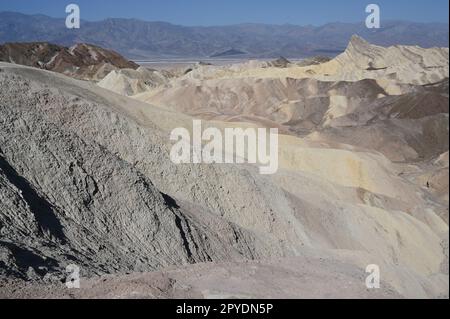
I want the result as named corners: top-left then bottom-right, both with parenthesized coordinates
top-left (123, 37), bottom-right (448, 164)
top-left (0, 42), bottom-right (138, 81)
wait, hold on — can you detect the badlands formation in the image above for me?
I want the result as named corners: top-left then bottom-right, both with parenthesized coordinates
top-left (0, 42), bottom-right (138, 81)
top-left (0, 36), bottom-right (449, 298)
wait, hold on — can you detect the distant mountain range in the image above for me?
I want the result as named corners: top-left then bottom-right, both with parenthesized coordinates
top-left (0, 11), bottom-right (448, 59)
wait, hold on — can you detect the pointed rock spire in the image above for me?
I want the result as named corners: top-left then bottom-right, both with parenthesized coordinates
top-left (346, 35), bottom-right (371, 52)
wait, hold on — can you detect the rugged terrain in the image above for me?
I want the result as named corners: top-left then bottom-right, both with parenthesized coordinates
top-left (98, 67), bottom-right (172, 96)
top-left (0, 42), bottom-right (138, 80)
top-left (0, 35), bottom-right (448, 299)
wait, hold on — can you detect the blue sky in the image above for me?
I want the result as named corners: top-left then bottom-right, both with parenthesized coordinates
top-left (0, 0), bottom-right (448, 26)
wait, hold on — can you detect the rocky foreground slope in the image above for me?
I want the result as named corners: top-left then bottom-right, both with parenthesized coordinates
top-left (0, 58), bottom-right (448, 298)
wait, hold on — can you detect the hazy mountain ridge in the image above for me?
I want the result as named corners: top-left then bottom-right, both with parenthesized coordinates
top-left (0, 11), bottom-right (448, 59)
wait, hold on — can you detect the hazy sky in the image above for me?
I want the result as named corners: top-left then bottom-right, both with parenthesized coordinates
top-left (1, 0), bottom-right (448, 26)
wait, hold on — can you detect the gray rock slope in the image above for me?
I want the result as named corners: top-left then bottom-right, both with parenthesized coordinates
top-left (0, 65), bottom-right (277, 280)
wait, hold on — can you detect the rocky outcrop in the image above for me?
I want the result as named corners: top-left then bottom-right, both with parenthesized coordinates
top-left (98, 67), bottom-right (171, 96)
top-left (0, 42), bottom-right (138, 81)
top-left (167, 36), bottom-right (448, 86)
top-left (268, 56), bottom-right (291, 68)
top-left (330, 35), bottom-right (450, 84)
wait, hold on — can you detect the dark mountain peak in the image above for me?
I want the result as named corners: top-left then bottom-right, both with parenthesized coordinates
top-left (270, 56), bottom-right (292, 68)
top-left (210, 49), bottom-right (247, 58)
